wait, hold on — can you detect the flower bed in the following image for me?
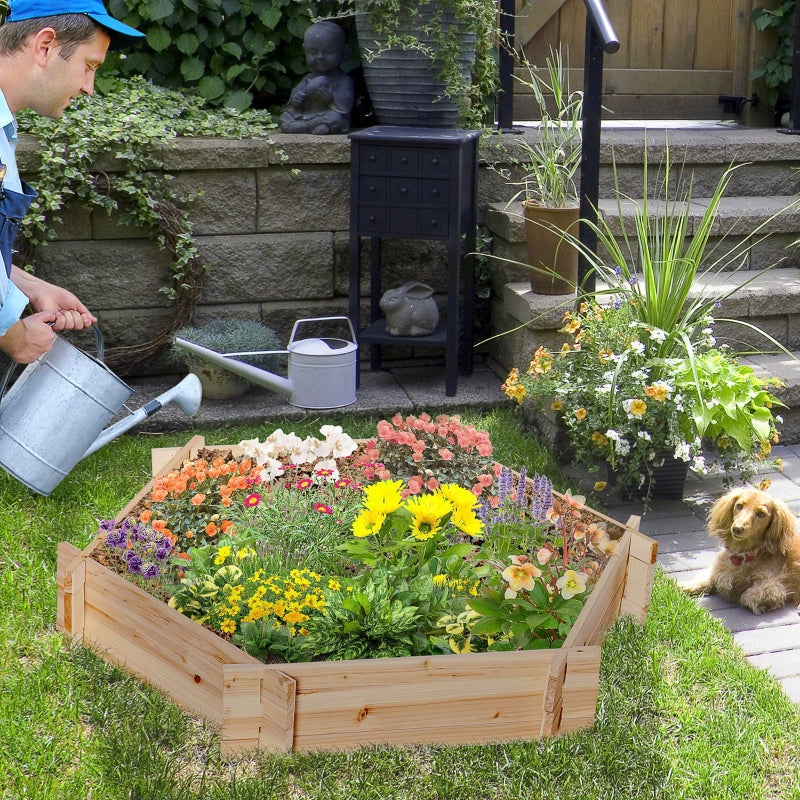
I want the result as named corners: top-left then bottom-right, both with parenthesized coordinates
top-left (57, 434), bottom-right (657, 756)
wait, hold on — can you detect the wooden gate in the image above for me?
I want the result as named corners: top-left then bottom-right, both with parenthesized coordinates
top-left (513, 0), bottom-right (762, 120)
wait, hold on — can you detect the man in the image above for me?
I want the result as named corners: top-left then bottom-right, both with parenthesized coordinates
top-left (0, 0), bottom-right (143, 362)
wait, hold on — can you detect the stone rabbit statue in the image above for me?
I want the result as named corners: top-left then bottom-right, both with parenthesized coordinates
top-left (379, 282), bottom-right (439, 336)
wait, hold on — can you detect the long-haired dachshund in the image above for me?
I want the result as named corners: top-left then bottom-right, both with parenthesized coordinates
top-left (681, 487), bottom-right (800, 614)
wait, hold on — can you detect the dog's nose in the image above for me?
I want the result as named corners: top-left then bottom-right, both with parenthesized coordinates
top-left (732, 524), bottom-right (743, 536)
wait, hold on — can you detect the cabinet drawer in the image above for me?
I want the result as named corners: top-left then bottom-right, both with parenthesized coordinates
top-left (358, 206), bottom-right (389, 235)
top-left (358, 175), bottom-right (389, 203)
top-left (359, 145), bottom-right (389, 174)
top-left (420, 179), bottom-right (449, 206)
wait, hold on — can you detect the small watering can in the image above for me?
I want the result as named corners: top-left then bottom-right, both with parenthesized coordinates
top-left (0, 327), bottom-right (202, 496)
top-left (173, 316), bottom-right (357, 409)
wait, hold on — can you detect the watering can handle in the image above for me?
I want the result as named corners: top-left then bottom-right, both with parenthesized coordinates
top-left (288, 316), bottom-right (357, 347)
top-left (0, 323), bottom-right (105, 399)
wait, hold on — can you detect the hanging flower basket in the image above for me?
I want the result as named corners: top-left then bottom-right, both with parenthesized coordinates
top-left (57, 435), bottom-right (657, 757)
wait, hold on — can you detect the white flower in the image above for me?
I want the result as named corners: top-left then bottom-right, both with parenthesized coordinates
top-left (312, 458), bottom-right (340, 481)
top-left (258, 456), bottom-right (286, 483)
top-left (637, 430), bottom-right (652, 442)
top-left (649, 327), bottom-right (667, 343)
top-left (692, 455), bottom-right (707, 473)
top-left (320, 425), bottom-right (357, 458)
top-left (629, 340), bottom-right (645, 356)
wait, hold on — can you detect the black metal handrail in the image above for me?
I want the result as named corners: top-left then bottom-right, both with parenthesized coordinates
top-left (578, 0), bottom-right (619, 294)
top-left (495, 0), bottom-right (619, 293)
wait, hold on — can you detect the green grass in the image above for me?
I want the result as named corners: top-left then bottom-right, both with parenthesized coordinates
top-left (2, 407), bottom-right (799, 799)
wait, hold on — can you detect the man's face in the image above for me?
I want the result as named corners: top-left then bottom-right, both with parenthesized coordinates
top-left (30, 28), bottom-right (111, 118)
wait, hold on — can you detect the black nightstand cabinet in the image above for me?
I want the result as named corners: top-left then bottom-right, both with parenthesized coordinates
top-left (348, 126), bottom-right (480, 396)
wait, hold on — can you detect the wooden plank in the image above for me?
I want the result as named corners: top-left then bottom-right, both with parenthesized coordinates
top-left (604, 0), bottom-right (631, 69)
top-left (557, 0), bottom-right (587, 69)
top-left (260, 667), bottom-right (296, 752)
top-left (563, 530), bottom-right (630, 648)
top-left (281, 651), bottom-right (556, 750)
top-left (663, 0), bottom-right (698, 69)
top-left (151, 446), bottom-right (182, 477)
top-left (539, 650), bottom-right (568, 736)
top-left (56, 541), bottom-right (82, 633)
top-left (514, 0), bottom-right (571, 44)
top-left (696, 0), bottom-right (731, 71)
top-left (222, 665), bottom-right (264, 753)
top-left (559, 646), bottom-right (603, 732)
top-left (81, 558), bottom-right (257, 724)
top-left (628, 0), bottom-right (664, 69)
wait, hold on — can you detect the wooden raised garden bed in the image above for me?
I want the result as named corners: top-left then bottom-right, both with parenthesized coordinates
top-left (57, 435), bottom-right (658, 756)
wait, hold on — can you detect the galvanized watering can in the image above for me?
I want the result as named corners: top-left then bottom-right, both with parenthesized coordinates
top-left (173, 316), bottom-right (357, 409)
top-left (0, 327), bottom-right (202, 496)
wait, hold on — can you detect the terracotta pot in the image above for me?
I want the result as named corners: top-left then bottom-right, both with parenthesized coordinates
top-left (523, 201), bottom-right (580, 295)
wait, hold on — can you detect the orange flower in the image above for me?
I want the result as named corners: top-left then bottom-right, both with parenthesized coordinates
top-left (139, 509), bottom-right (152, 523)
top-left (220, 496), bottom-right (232, 507)
top-left (205, 522), bottom-right (218, 537)
top-left (151, 519), bottom-right (167, 532)
top-left (220, 519), bottom-right (235, 533)
top-left (191, 493), bottom-right (206, 506)
top-left (151, 489), bottom-right (167, 503)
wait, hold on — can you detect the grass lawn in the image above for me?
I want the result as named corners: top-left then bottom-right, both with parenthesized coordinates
top-left (2, 408), bottom-right (799, 800)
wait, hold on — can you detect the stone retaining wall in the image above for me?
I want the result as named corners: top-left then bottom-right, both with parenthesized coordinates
top-left (16, 132), bottom-right (520, 376)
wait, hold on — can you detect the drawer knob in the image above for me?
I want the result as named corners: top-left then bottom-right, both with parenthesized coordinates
top-left (401, 156), bottom-right (409, 163)
top-left (400, 187), bottom-right (407, 194)
top-left (432, 157), bottom-right (439, 165)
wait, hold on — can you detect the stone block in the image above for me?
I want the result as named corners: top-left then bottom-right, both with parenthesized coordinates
top-left (256, 165), bottom-right (349, 233)
top-left (196, 232), bottom-right (335, 304)
top-left (35, 239), bottom-right (174, 309)
top-left (171, 169), bottom-right (258, 236)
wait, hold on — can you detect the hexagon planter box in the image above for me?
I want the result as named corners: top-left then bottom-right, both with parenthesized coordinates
top-left (56, 435), bottom-right (657, 757)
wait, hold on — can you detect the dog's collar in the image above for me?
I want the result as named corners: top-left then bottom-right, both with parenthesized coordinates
top-left (728, 548), bottom-right (760, 566)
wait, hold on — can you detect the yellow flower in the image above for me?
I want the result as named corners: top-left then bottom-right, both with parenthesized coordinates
top-left (406, 493), bottom-right (452, 541)
top-left (551, 399), bottom-right (563, 411)
top-left (213, 545), bottom-right (232, 565)
top-left (503, 382), bottom-right (527, 404)
top-left (624, 398), bottom-right (647, 417)
top-left (220, 619), bottom-right (236, 634)
top-left (328, 578), bottom-right (341, 591)
top-left (574, 407), bottom-right (587, 421)
top-left (361, 479), bottom-right (404, 514)
top-left (591, 431), bottom-right (608, 447)
top-left (450, 507), bottom-right (484, 537)
top-left (437, 483), bottom-right (478, 513)
top-left (352, 508), bottom-right (386, 538)
top-left (556, 569), bottom-right (589, 600)
top-left (593, 481), bottom-right (607, 492)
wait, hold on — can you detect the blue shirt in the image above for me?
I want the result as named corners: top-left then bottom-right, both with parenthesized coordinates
top-left (0, 88), bottom-right (30, 337)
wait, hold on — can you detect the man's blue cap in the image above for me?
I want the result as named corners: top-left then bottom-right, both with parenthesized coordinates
top-left (7, 0), bottom-right (145, 49)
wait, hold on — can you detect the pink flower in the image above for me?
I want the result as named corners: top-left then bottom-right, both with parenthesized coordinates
top-left (438, 448), bottom-right (453, 461)
top-left (411, 452), bottom-right (423, 463)
top-left (314, 503), bottom-right (333, 515)
top-left (408, 476), bottom-right (424, 495)
top-left (426, 477), bottom-right (440, 492)
top-left (476, 442), bottom-right (493, 457)
top-left (536, 547), bottom-right (553, 565)
top-left (477, 473), bottom-right (494, 487)
top-left (244, 493), bottom-right (262, 507)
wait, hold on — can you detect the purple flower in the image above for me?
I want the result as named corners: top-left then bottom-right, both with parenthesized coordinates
top-left (125, 553), bottom-right (144, 575)
top-left (531, 474), bottom-right (553, 523)
top-left (141, 562), bottom-right (160, 580)
top-left (104, 524), bottom-right (127, 549)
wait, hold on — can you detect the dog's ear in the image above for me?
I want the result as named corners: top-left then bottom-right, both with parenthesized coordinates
top-left (763, 499), bottom-right (798, 555)
top-left (707, 490), bottom-right (741, 541)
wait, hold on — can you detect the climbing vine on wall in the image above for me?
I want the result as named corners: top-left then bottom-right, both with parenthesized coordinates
top-left (17, 77), bottom-right (277, 373)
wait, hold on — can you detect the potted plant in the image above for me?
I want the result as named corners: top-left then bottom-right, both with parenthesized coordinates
top-left (502, 147), bottom-right (790, 503)
top-left (341, 0), bottom-right (498, 128)
top-left (170, 319), bottom-right (282, 400)
top-left (507, 49), bottom-right (583, 295)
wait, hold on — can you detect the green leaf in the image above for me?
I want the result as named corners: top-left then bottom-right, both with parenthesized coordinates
top-left (197, 76), bottom-right (227, 100)
top-left (176, 32), bottom-right (200, 55)
top-left (145, 26), bottom-right (172, 52)
top-left (181, 57), bottom-right (205, 81)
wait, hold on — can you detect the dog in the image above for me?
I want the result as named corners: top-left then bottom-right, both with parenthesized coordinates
top-left (681, 487), bottom-right (800, 614)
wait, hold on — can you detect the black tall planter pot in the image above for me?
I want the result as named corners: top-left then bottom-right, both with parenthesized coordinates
top-left (355, 6), bottom-right (476, 128)
top-left (608, 453), bottom-right (689, 502)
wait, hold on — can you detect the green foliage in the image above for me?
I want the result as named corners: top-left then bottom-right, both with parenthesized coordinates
top-left (508, 48), bottom-right (582, 208)
top-left (171, 318), bottom-right (283, 371)
top-left (302, 568), bottom-right (425, 660)
top-left (104, 0), bottom-right (319, 110)
top-left (18, 76), bottom-right (276, 306)
top-left (751, 1), bottom-right (796, 107)
top-left (674, 351), bottom-right (785, 452)
top-left (344, 0), bottom-right (499, 128)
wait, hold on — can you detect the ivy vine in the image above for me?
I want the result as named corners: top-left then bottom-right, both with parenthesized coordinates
top-left (17, 76), bottom-right (277, 373)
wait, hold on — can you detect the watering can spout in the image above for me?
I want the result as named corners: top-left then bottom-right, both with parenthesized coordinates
top-left (82, 373), bottom-right (203, 459)
top-left (173, 338), bottom-right (294, 397)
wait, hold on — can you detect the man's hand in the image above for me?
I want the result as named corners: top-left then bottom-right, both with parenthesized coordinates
top-left (10, 267), bottom-right (96, 331)
top-left (0, 311), bottom-right (57, 363)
